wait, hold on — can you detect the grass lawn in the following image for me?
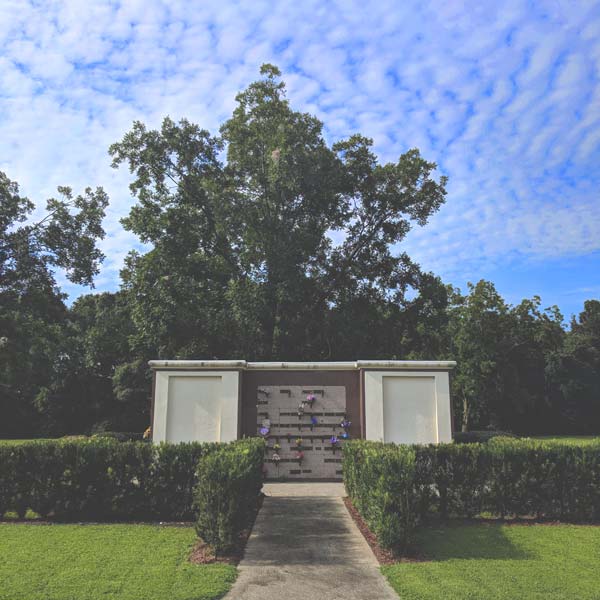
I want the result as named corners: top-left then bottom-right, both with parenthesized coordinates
top-left (530, 435), bottom-right (600, 445)
top-left (0, 523), bottom-right (236, 600)
top-left (382, 522), bottom-right (600, 600)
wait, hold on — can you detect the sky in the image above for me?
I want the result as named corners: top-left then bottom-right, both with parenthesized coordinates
top-left (1, 0), bottom-right (599, 320)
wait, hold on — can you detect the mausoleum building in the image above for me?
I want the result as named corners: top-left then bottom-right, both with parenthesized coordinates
top-left (149, 360), bottom-right (455, 479)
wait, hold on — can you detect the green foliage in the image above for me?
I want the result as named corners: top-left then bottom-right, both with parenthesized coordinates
top-left (0, 523), bottom-right (236, 600)
top-left (447, 281), bottom-right (566, 433)
top-left (0, 439), bottom-right (218, 521)
top-left (194, 438), bottom-right (265, 554)
top-left (546, 299), bottom-right (600, 434)
top-left (342, 440), bottom-right (418, 551)
top-left (152, 441), bottom-right (218, 520)
top-left (382, 522), bottom-right (600, 600)
top-left (343, 439), bottom-right (600, 551)
top-left (110, 65), bottom-right (447, 364)
top-left (0, 171), bottom-right (108, 438)
top-left (2, 66), bottom-right (599, 442)
top-left (452, 430), bottom-right (516, 443)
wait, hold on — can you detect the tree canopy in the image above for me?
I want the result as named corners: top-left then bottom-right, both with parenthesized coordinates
top-left (0, 65), bottom-right (598, 437)
top-left (0, 173), bottom-right (108, 435)
top-left (109, 64), bottom-right (447, 363)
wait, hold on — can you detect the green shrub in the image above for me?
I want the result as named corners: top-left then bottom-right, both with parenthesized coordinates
top-left (150, 442), bottom-right (218, 520)
top-left (0, 438), bottom-right (219, 521)
top-left (343, 439), bottom-right (600, 551)
top-left (484, 436), bottom-right (600, 521)
top-left (424, 443), bottom-right (489, 518)
top-left (194, 438), bottom-right (265, 554)
top-left (342, 441), bottom-right (418, 552)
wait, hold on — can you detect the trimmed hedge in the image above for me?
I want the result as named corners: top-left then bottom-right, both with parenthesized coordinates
top-left (0, 438), bottom-right (218, 521)
top-left (342, 438), bottom-right (600, 551)
top-left (194, 438), bottom-right (265, 554)
top-left (343, 441), bottom-right (418, 552)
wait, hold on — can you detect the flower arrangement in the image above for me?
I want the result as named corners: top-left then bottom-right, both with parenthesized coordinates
top-left (340, 418), bottom-right (351, 430)
top-left (305, 393), bottom-right (316, 406)
top-left (273, 442), bottom-right (281, 452)
top-left (341, 431), bottom-right (349, 440)
top-left (259, 426), bottom-right (270, 437)
top-left (310, 415), bottom-right (318, 430)
top-left (297, 403), bottom-right (305, 418)
top-left (272, 453), bottom-right (281, 464)
top-left (330, 435), bottom-right (339, 453)
top-left (295, 437), bottom-right (303, 447)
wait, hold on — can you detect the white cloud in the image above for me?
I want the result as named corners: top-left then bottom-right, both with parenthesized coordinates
top-left (0, 0), bottom-right (599, 309)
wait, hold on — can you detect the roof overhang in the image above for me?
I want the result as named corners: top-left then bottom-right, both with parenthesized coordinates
top-left (148, 360), bottom-right (456, 371)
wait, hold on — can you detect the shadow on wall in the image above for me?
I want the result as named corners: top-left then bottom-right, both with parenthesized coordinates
top-left (415, 522), bottom-right (533, 561)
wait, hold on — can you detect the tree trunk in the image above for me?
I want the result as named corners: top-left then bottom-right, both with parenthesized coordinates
top-left (461, 392), bottom-right (470, 432)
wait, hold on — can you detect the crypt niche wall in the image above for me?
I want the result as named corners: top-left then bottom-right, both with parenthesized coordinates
top-left (241, 370), bottom-right (361, 480)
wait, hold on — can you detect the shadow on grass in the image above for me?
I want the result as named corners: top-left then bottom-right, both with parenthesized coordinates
top-left (415, 521), bottom-right (533, 561)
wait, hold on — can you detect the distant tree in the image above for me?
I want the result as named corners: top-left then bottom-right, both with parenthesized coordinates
top-left (110, 64), bottom-right (447, 363)
top-left (546, 300), bottom-right (600, 433)
top-left (448, 280), bottom-right (570, 434)
top-left (35, 292), bottom-right (142, 434)
top-left (498, 297), bottom-right (564, 433)
top-left (7, 64), bottom-right (595, 439)
top-left (448, 281), bottom-right (510, 431)
top-left (0, 171), bottom-right (108, 436)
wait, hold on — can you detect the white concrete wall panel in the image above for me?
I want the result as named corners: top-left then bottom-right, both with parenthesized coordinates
top-left (166, 376), bottom-right (221, 443)
top-left (383, 376), bottom-right (436, 444)
top-left (365, 370), bottom-right (452, 444)
top-left (152, 371), bottom-right (240, 443)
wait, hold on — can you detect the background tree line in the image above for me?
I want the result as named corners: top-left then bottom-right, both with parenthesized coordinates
top-left (1, 65), bottom-right (598, 438)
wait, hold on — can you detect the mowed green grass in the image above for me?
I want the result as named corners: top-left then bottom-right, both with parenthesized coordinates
top-left (0, 523), bottom-right (236, 600)
top-left (383, 522), bottom-right (600, 600)
top-left (530, 435), bottom-right (600, 445)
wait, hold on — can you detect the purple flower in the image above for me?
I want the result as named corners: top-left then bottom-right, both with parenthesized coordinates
top-left (330, 435), bottom-right (339, 445)
top-left (259, 427), bottom-right (270, 437)
top-left (306, 393), bottom-right (316, 403)
top-left (340, 419), bottom-right (351, 429)
top-left (311, 416), bottom-right (318, 425)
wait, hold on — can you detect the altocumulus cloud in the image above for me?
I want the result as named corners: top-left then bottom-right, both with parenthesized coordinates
top-left (0, 0), bottom-right (599, 313)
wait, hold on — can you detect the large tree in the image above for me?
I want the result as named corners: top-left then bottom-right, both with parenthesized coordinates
top-left (448, 280), bottom-right (510, 431)
top-left (0, 171), bottom-right (108, 436)
top-left (110, 64), bottom-right (447, 363)
top-left (546, 300), bottom-right (600, 433)
top-left (448, 280), bottom-right (566, 433)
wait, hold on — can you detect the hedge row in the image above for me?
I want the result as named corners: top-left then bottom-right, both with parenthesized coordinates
top-left (342, 442), bottom-right (418, 552)
top-left (0, 438), bottom-right (218, 521)
top-left (194, 438), bottom-right (265, 554)
top-left (342, 438), bottom-right (600, 551)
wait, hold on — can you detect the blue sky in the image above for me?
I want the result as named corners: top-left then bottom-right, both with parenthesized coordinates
top-left (1, 0), bottom-right (599, 320)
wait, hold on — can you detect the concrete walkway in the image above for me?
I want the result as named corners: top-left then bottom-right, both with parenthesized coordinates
top-left (224, 483), bottom-right (398, 600)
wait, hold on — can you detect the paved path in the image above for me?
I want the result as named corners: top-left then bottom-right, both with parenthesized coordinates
top-left (224, 483), bottom-right (398, 600)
